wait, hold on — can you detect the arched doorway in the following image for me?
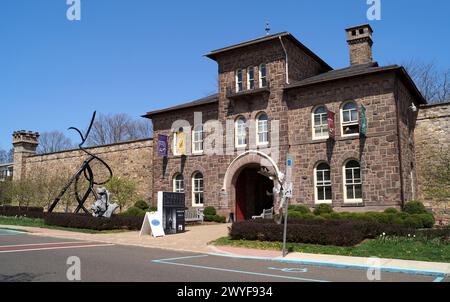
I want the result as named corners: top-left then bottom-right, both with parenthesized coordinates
top-left (235, 164), bottom-right (274, 221)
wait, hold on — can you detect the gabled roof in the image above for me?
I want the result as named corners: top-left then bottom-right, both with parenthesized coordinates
top-left (143, 94), bottom-right (219, 118)
top-left (205, 32), bottom-right (332, 71)
top-left (285, 62), bottom-right (427, 104)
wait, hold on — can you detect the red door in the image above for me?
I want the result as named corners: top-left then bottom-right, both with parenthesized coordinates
top-left (235, 171), bottom-right (247, 222)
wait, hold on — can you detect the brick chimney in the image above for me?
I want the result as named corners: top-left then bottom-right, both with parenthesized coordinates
top-left (12, 130), bottom-right (40, 181)
top-left (345, 24), bottom-right (373, 66)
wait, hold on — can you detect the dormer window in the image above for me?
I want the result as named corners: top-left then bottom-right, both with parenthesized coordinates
top-left (247, 67), bottom-right (255, 90)
top-left (236, 69), bottom-right (243, 92)
top-left (259, 64), bottom-right (267, 88)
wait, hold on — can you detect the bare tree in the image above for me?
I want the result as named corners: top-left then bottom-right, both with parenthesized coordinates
top-left (0, 148), bottom-right (14, 164)
top-left (87, 113), bottom-right (153, 146)
top-left (402, 59), bottom-right (450, 104)
top-left (37, 131), bottom-right (74, 154)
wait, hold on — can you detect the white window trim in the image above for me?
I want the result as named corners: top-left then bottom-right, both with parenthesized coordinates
top-left (259, 64), bottom-right (267, 88)
top-left (343, 161), bottom-right (363, 204)
top-left (256, 113), bottom-right (269, 146)
top-left (340, 101), bottom-right (360, 138)
top-left (312, 106), bottom-right (329, 140)
top-left (236, 69), bottom-right (243, 92)
top-left (192, 173), bottom-right (204, 207)
top-left (172, 131), bottom-right (180, 156)
top-left (314, 163), bottom-right (332, 204)
top-left (247, 67), bottom-right (255, 90)
top-left (235, 117), bottom-right (247, 148)
top-left (173, 174), bottom-right (185, 193)
top-left (192, 126), bottom-right (204, 155)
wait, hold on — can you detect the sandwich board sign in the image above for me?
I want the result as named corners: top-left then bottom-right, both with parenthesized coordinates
top-left (140, 212), bottom-right (165, 238)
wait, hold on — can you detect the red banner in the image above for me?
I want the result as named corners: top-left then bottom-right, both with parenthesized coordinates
top-left (327, 110), bottom-right (336, 139)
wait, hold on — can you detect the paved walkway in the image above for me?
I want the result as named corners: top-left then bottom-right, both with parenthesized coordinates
top-left (0, 223), bottom-right (230, 253)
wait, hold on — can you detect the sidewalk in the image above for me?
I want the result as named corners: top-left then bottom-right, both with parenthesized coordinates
top-left (0, 223), bottom-right (230, 253)
top-left (210, 245), bottom-right (450, 277)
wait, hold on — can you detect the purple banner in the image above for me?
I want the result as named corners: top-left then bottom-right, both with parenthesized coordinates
top-left (158, 134), bottom-right (168, 157)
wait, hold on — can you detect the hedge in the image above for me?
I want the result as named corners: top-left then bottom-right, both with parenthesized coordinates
top-left (0, 205), bottom-right (45, 219)
top-left (230, 220), bottom-right (414, 247)
top-left (44, 213), bottom-right (143, 231)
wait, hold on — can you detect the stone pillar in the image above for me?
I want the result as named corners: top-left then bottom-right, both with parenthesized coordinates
top-left (12, 131), bottom-right (40, 181)
top-left (345, 24), bottom-right (374, 66)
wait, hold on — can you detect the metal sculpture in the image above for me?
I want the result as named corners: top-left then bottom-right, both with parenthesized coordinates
top-left (48, 112), bottom-right (114, 216)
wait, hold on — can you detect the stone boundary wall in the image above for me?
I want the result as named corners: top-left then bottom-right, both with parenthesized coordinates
top-left (415, 102), bottom-right (450, 224)
top-left (21, 139), bottom-right (153, 206)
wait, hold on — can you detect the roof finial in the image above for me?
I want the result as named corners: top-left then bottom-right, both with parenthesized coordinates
top-left (265, 21), bottom-right (271, 35)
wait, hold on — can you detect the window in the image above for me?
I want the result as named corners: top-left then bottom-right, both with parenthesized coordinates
top-left (312, 106), bottom-right (329, 139)
top-left (259, 64), bottom-right (267, 88)
top-left (173, 174), bottom-right (184, 193)
top-left (236, 69), bottom-right (243, 92)
top-left (344, 160), bottom-right (363, 202)
top-left (315, 163), bottom-right (332, 204)
top-left (192, 125), bottom-right (203, 154)
top-left (247, 67), bottom-right (255, 90)
top-left (256, 112), bottom-right (269, 145)
top-left (173, 128), bottom-right (186, 156)
top-left (192, 172), bottom-right (204, 206)
top-left (235, 117), bottom-right (247, 147)
top-left (341, 102), bottom-right (359, 136)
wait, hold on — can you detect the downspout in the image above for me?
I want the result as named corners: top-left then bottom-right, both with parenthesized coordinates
top-left (279, 36), bottom-right (289, 85)
top-left (394, 78), bottom-right (406, 209)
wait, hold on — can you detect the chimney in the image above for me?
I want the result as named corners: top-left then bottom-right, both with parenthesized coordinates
top-left (12, 130), bottom-right (40, 181)
top-left (345, 24), bottom-right (373, 66)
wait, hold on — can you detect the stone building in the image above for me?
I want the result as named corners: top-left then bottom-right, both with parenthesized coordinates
top-left (144, 24), bottom-right (440, 222)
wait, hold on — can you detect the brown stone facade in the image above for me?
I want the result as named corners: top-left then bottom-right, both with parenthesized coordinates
top-left (146, 25), bottom-right (432, 220)
top-left (13, 137), bottom-right (153, 205)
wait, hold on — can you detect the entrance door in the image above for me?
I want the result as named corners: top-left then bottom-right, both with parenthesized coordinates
top-left (235, 167), bottom-right (274, 221)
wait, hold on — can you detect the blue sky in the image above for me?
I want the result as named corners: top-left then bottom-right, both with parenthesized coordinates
top-left (1, 0), bottom-right (449, 150)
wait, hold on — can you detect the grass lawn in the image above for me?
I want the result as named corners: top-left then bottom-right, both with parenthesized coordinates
top-left (211, 236), bottom-right (450, 263)
top-left (0, 216), bottom-right (129, 234)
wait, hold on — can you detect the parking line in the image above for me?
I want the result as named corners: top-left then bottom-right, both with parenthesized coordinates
top-left (433, 277), bottom-right (445, 282)
top-left (152, 255), bottom-right (330, 282)
top-left (0, 242), bottom-right (114, 253)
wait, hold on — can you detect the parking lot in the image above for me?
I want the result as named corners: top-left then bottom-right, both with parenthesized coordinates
top-left (0, 229), bottom-right (447, 282)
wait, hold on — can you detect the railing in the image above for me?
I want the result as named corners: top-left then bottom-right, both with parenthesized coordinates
top-left (185, 208), bottom-right (204, 223)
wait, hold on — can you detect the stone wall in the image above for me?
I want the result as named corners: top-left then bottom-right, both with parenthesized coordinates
top-left (19, 139), bottom-right (153, 207)
top-left (415, 102), bottom-right (450, 224)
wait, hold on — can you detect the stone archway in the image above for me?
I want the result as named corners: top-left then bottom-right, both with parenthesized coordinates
top-left (220, 151), bottom-right (283, 221)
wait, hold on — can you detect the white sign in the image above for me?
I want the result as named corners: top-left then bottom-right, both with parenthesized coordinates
top-left (284, 182), bottom-right (293, 198)
top-left (285, 154), bottom-right (294, 183)
top-left (140, 212), bottom-right (165, 238)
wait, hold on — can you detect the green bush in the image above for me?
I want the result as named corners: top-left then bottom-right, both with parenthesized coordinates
top-left (384, 208), bottom-right (399, 214)
top-left (417, 213), bottom-right (435, 228)
top-left (402, 215), bottom-right (424, 229)
top-left (134, 200), bottom-right (149, 211)
top-left (288, 205), bottom-right (311, 214)
top-left (404, 201), bottom-right (428, 215)
top-left (288, 212), bottom-right (316, 220)
top-left (313, 204), bottom-right (333, 215)
top-left (122, 207), bottom-right (146, 217)
top-left (204, 214), bottom-right (226, 223)
top-left (203, 206), bottom-right (217, 216)
top-left (149, 207), bottom-right (158, 212)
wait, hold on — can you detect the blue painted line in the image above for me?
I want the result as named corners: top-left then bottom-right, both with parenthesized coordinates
top-left (433, 277), bottom-right (445, 282)
top-left (0, 229), bottom-right (27, 234)
top-left (152, 255), bottom-right (330, 282)
top-left (207, 252), bottom-right (447, 277)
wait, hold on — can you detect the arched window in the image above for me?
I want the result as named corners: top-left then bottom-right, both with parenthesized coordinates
top-left (341, 101), bottom-right (359, 136)
top-left (312, 106), bottom-right (329, 139)
top-left (192, 172), bottom-right (204, 207)
top-left (314, 162), bottom-right (332, 204)
top-left (344, 160), bottom-right (363, 202)
top-left (235, 117), bottom-right (247, 148)
top-left (173, 128), bottom-right (186, 156)
top-left (256, 112), bottom-right (269, 145)
top-left (192, 125), bottom-right (203, 154)
top-left (173, 174), bottom-right (184, 193)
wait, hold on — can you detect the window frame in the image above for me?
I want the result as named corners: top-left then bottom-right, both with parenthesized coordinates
top-left (340, 101), bottom-right (360, 137)
top-left (314, 162), bottom-right (332, 204)
top-left (259, 64), bottom-right (267, 88)
top-left (256, 112), bottom-right (269, 146)
top-left (312, 106), bottom-right (329, 140)
top-left (192, 172), bottom-right (204, 207)
top-left (247, 67), bottom-right (255, 90)
top-left (236, 69), bottom-right (244, 92)
top-left (192, 125), bottom-right (204, 155)
top-left (343, 160), bottom-right (363, 203)
top-left (172, 129), bottom-right (183, 156)
top-left (173, 174), bottom-right (185, 193)
top-left (235, 116), bottom-right (247, 148)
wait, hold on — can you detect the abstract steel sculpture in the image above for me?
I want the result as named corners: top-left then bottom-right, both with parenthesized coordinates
top-left (48, 111), bottom-right (114, 215)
